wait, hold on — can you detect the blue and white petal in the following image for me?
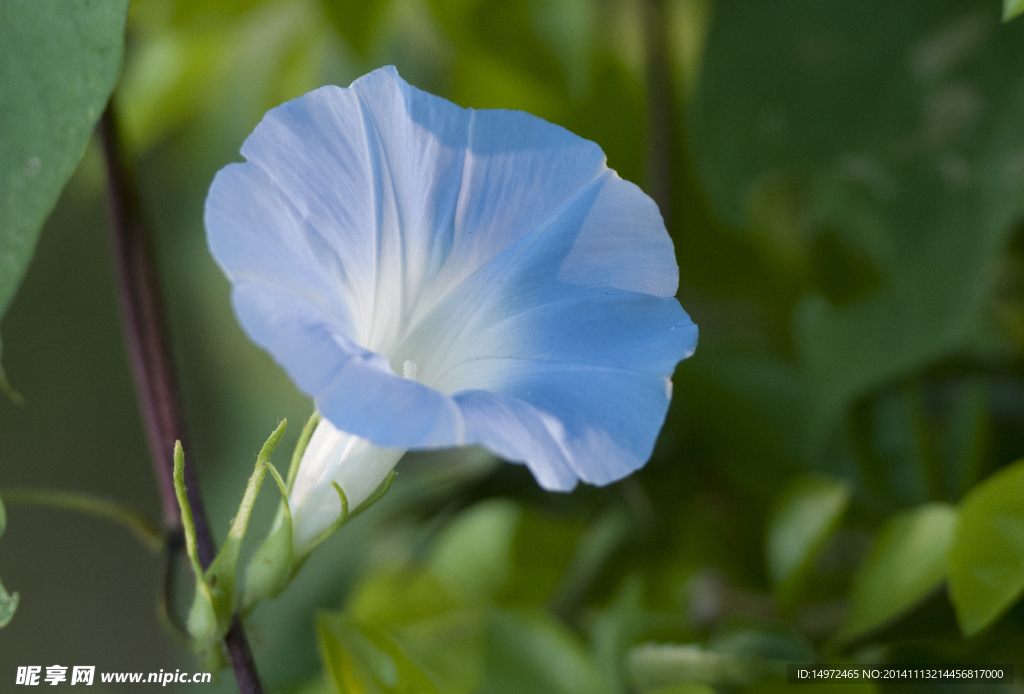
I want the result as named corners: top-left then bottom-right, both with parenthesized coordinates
top-left (206, 66), bottom-right (698, 493)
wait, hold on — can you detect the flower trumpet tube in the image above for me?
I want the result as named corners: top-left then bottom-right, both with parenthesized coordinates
top-left (241, 415), bottom-right (403, 609)
top-left (289, 417), bottom-right (404, 550)
top-left (206, 67), bottom-right (697, 601)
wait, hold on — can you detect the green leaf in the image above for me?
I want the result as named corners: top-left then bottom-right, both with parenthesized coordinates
top-left (0, 335), bottom-right (23, 404)
top-left (0, 579), bottom-right (17, 629)
top-left (707, 625), bottom-right (814, 664)
top-left (628, 644), bottom-right (774, 691)
top-left (841, 503), bottom-right (958, 641)
top-left (351, 570), bottom-right (468, 634)
top-left (1005, 0), bottom-right (1024, 22)
top-left (349, 570), bottom-right (484, 694)
top-left (503, 509), bottom-right (581, 606)
top-left (0, 0), bottom-right (129, 354)
top-left (766, 475), bottom-right (850, 605)
top-left (690, 1), bottom-right (1024, 453)
top-left (948, 459), bottom-right (1024, 636)
top-left (647, 686), bottom-right (715, 694)
top-left (746, 682), bottom-right (879, 694)
top-left (483, 609), bottom-right (610, 694)
top-left (589, 576), bottom-right (645, 691)
top-left (0, 491), bottom-right (17, 628)
top-left (629, 625), bottom-right (814, 692)
top-left (428, 500), bottom-right (520, 604)
top-left (318, 611), bottom-right (439, 694)
top-left (550, 505), bottom-right (632, 614)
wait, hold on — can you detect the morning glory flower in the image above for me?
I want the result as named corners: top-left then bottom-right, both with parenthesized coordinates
top-left (206, 66), bottom-right (697, 549)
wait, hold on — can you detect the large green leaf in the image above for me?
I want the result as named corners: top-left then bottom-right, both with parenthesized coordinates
top-left (317, 611), bottom-right (439, 694)
top-left (841, 503), bottom-right (958, 641)
top-left (0, 0), bottom-right (129, 367)
top-left (483, 609), bottom-right (609, 694)
top-left (948, 459), bottom-right (1024, 636)
top-left (766, 475), bottom-right (850, 605)
top-left (690, 0), bottom-right (1024, 452)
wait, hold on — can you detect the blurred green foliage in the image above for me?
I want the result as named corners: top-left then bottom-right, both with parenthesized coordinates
top-left (841, 503), bottom-right (957, 642)
top-left (5, 0), bottom-right (1024, 692)
top-left (948, 460), bottom-right (1024, 637)
top-left (766, 475), bottom-right (850, 609)
top-left (0, 491), bottom-right (17, 628)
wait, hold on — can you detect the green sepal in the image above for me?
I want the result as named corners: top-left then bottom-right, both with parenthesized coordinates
top-left (202, 464), bottom-right (266, 631)
top-left (244, 472), bottom-right (395, 611)
top-left (295, 470), bottom-right (395, 558)
top-left (183, 421), bottom-right (286, 645)
top-left (186, 582), bottom-right (219, 646)
top-left (349, 470), bottom-right (397, 521)
top-left (174, 441), bottom-right (218, 644)
top-left (0, 491), bottom-right (18, 628)
top-left (243, 463), bottom-right (297, 611)
top-left (241, 410), bottom-right (320, 608)
top-left (199, 642), bottom-right (230, 676)
top-left (287, 411), bottom-right (321, 494)
top-left (301, 482), bottom-right (350, 557)
top-left (241, 409), bottom-right (319, 611)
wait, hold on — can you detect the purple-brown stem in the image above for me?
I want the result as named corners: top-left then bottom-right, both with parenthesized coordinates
top-left (99, 106), bottom-right (265, 694)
